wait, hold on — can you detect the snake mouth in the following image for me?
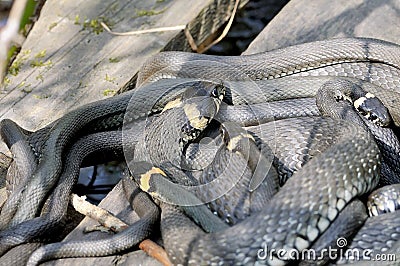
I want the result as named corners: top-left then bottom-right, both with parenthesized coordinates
top-left (353, 93), bottom-right (392, 127)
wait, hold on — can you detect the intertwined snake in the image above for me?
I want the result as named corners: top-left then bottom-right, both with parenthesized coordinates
top-left (0, 37), bottom-right (399, 265)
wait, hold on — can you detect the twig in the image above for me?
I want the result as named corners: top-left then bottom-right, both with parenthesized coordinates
top-left (71, 194), bottom-right (128, 232)
top-left (139, 239), bottom-right (172, 266)
top-left (100, 22), bottom-right (185, 36)
top-left (70, 193), bottom-right (172, 266)
top-left (0, 0), bottom-right (28, 86)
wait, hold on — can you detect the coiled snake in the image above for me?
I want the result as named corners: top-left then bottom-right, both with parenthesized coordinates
top-left (0, 37), bottom-right (399, 265)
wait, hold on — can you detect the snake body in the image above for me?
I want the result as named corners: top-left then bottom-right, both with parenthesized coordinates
top-left (298, 199), bottom-right (368, 266)
top-left (335, 210), bottom-right (400, 265)
top-left (0, 129), bottom-right (128, 256)
top-left (160, 118), bottom-right (380, 265)
top-left (0, 119), bottom-right (38, 229)
top-left (26, 177), bottom-right (159, 266)
top-left (0, 79), bottom-right (208, 226)
top-left (135, 79), bottom-right (391, 265)
top-left (137, 38), bottom-right (400, 85)
top-left (368, 184), bottom-right (400, 216)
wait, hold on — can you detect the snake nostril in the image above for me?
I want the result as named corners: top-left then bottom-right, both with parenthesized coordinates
top-left (358, 109), bottom-right (367, 116)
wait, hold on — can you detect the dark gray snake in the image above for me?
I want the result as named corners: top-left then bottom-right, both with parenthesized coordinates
top-left (131, 38), bottom-right (400, 265)
top-left (159, 119), bottom-right (379, 265)
top-left (0, 37), bottom-right (399, 265)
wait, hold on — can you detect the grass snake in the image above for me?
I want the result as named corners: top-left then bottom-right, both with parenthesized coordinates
top-left (0, 37), bottom-right (399, 264)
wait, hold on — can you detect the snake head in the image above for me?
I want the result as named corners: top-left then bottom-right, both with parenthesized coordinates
top-left (178, 82), bottom-right (226, 147)
top-left (353, 93), bottom-right (392, 127)
top-left (210, 82), bottom-right (226, 101)
top-left (180, 80), bottom-right (225, 100)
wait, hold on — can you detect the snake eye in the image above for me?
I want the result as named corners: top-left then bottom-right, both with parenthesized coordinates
top-left (358, 109), bottom-right (366, 116)
top-left (334, 91), bottom-right (343, 102)
top-left (211, 87), bottom-right (219, 98)
top-left (211, 83), bottom-right (225, 99)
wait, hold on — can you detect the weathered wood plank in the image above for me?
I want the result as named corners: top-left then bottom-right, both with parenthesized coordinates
top-left (245, 0), bottom-right (400, 54)
top-left (120, 0), bottom-right (249, 92)
top-left (0, 0), bottom-right (214, 156)
top-left (0, 0), bottom-right (244, 264)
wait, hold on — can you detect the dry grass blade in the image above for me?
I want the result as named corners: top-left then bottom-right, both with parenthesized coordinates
top-left (100, 22), bottom-right (185, 36)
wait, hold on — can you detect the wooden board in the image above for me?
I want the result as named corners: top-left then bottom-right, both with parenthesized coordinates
top-left (245, 0), bottom-right (400, 54)
top-left (0, 0), bottom-right (244, 265)
top-left (0, 0), bottom-right (241, 156)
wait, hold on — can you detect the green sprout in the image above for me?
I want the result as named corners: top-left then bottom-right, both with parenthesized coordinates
top-left (34, 49), bottom-right (46, 59)
top-left (22, 87), bottom-right (33, 93)
top-left (74, 14), bottom-right (81, 25)
top-left (20, 82), bottom-right (33, 93)
top-left (30, 59), bottom-right (53, 68)
top-left (105, 74), bottom-right (116, 83)
top-left (48, 22), bottom-right (58, 30)
top-left (82, 17), bottom-right (108, 34)
top-left (108, 57), bottom-right (120, 63)
top-left (3, 76), bottom-right (11, 86)
top-left (36, 74), bottom-right (44, 82)
top-left (8, 49), bottom-right (31, 76)
top-left (103, 89), bottom-right (116, 96)
top-left (135, 8), bottom-right (166, 17)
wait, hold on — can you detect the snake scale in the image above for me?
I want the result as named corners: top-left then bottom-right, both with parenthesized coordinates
top-left (0, 37), bottom-right (399, 265)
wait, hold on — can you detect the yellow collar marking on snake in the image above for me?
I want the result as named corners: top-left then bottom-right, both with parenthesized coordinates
top-left (162, 98), bottom-right (183, 113)
top-left (365, 92), bottom-right (375, 98)
top-left (139, 167), bottom-right (167, 192)
top-left (342, 94), bottom-right (353, 103)
top-left (183, 103), bottom-right (209, 130)
top-left (227, 133), bottom-right (255, 151)
top-left (353, 93), bottom-right (376, 109)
